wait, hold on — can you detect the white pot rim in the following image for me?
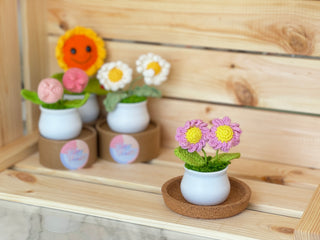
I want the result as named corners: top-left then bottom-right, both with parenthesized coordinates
top-left (184, 165), bottom-right (228, 176)
top-left (39, 106), bottom-right (77, 113)
top-left (117, 100), bottom-right (147, 106)
top-left (64, 93), bottom-right (96, 98)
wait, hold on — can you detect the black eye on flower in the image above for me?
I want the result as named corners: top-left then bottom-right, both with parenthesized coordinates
top-left (86, 46), bottom-right (91, 52)
top-left (70, 48), bottom-right (76, 54)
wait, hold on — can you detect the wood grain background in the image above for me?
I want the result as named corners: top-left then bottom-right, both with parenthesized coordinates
top-left (18, 0), bottom-right (320, 168)
top-left (47, 0), bottom-right (320, 56)
top-left (0, 0), bottom-right (23, 146)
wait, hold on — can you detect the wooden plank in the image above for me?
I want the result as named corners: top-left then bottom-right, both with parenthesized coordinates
top-left (13, 153), bottom-right (314, 218)
top-left (20, 0), bottom-right (49, 133)
top-left (0, 132), bottom-right (38, 172)
top-left (294, 186), bottom-right (320, 240)
top-left (156, 148), bottom-right (320, 190)
top-left (149, 98), bottom-right (320, 169)
top-left (48, 38), bottom-right (320, 115)
top-left (46, 0), bottom-right (320, 56)
top-left (0, 169), bottom-right (298, 240)
top-left (0, 0), bottom-right (23, 146)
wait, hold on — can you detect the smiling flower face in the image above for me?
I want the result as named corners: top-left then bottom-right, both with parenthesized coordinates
top-left (97, 61), bottom-right (133, 91)
top-left (56, 26), bottom-right (106, 76)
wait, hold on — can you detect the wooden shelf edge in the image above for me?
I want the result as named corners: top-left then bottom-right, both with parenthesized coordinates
top-left (294, 185), bottom-right (320, 240)
top-left (0, 131), bottom-right (38, 172)
top-left (0, 169), bottom-right (298, 240)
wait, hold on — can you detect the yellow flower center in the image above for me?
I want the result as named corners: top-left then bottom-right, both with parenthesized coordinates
top-left (216, 125), bottom-right (234, 143)
top-left (108, 68), bottom-right (123, 82)
top-left (147, 61), bottom-right (161, 75)
top-left (185, 127), bottom-right (202, 144)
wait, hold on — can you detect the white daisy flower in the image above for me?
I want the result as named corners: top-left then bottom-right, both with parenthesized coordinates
top-left (136, 53), bottom-right (170, 86)
top-left (97, 61), bottom-right (132, 91)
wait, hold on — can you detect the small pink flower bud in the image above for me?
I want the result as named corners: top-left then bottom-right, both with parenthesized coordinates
top-left (37, 78), bottom-right (64, 104)
top-left (62, 68), bottom-right (89, 93)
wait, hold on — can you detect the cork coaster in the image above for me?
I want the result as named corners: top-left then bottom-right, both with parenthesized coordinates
top-left (162, 176), bottom-right (251, 219)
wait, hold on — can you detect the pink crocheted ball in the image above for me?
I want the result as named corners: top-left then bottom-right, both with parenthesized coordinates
top-left (37, 78), bottom-right (64, 104)
top-left (62, 68), bottom-right (89, 93)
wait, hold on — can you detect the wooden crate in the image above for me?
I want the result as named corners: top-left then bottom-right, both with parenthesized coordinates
top-left (0, 0), bottom-right (320, 239)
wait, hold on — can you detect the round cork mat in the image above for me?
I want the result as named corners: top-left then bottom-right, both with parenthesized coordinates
top-left (161, 176), bottom-right (251, 219)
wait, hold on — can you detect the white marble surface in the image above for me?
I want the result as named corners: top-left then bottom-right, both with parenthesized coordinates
top-left (0, 200), bottom-right (215, 240)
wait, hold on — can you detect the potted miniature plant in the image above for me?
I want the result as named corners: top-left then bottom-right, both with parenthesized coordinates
top-left (174, 117), bottom-right (242, 205)
top-left (21, 70), bottom-right (90, 140)
top-left (97, 53), bottom-right (170, 133)
top-left (53, 26), bottom-right (108, 123)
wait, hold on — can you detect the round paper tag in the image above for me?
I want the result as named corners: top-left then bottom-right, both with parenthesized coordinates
top-left (60, 140), bottom-right (89, 170)
top-left (109, 135), bottom-right (139, 164)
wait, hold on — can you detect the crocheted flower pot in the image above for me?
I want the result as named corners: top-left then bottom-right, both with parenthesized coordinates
top-left (39, 106), bottom-right (82, 140)
top-left (64, 94), bottom-right (100, 124)
top-left (97, 120), bottom-right (160, 163)
top-left (180, 166), bottom-right (230, 205)
top-left (39, 126), bottom-right (97, 170)
top-left (107, 100), bottom-right (150, 133)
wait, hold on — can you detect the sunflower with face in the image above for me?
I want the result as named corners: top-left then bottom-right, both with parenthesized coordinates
top-left (56, 26), bottom-right (106, 76)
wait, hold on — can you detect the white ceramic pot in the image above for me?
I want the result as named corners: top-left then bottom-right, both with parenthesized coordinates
top-left (39, 106), bottom-right (82, 140)
top-left (107, 100), bottom-right (150, 133)
top-left (180, 166), bottom-right (230, 205)
top-left (64, 94), bottom-right (100, 123)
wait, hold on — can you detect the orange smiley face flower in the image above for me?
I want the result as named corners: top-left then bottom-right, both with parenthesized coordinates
top-left (55, 26), bottom-right (107, 76)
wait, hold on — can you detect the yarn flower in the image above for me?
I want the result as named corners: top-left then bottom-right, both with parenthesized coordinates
top-left (174, 117), bottom-right (241, 172)
top-left (22, 77), bottom-right (90, 109)
top-left (62, 68), bottom-right (89, 93)
top-left (97, 61), bottom-right (133, 91)
top-left (208, 116), bottom-right (242, 152)
top-left (56, 26), bottom-right (106, 76)
top-left (136, 53), bottom-right (170, 85)
top-left (37, 78), bottom-right (64, 104)
top-left (175, 119), bottom-right (209, 153)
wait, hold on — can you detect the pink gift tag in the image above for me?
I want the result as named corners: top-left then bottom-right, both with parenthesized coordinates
top-left (109, 135), bottom-right (139, 164)
top-left (60, 140), bottom-right (89, 170)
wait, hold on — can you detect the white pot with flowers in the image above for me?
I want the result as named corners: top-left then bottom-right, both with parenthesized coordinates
top-left (51, 68), bottom-right (108, 124)
top-left (53, 26), bottom-right (108, 124)
top-left (97, 53), bottom-right (170, 133)
top-left (21, 69), bottom-right (90, 140)
top-left (174, 117), bottom-right (242, 205)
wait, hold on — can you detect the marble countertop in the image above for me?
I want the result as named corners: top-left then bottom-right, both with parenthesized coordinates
top-left (0, 199), bottom-right (214, 240)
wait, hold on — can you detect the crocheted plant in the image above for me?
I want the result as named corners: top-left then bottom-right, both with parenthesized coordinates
top-left (21, 69), bottom-right (90, 109)
top-left (97, 53), bottom-right (171, 112)
top-left (174, 117), bottom-right (242, 172)
top-left (53, 26), bottom-right (108, 95)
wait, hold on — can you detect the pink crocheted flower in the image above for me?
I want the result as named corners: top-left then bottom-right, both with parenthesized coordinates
top-left (62, 68), bottom-right (89, 93)
top-left (175, 119), bottom-right (209, 152)
top-left (37, 78), bottom-right (64, 104)
top-left (208, 116), bottom-right (242, 152)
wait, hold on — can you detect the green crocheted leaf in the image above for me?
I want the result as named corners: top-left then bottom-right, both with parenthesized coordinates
top-left (218, 153), bottom-right (241, 162)
top-left (85, 77), bottom-right (109, 95)
top-left (120, 95), bottom-right (147, 103)
top-left (132, 85), bottom-right (161, 98)
top-left (21, 90), bottom-right (42, 105)
top-left (103, 91), bottom-right (128, 112)
top-left (174, 147), bottom-right (206, 167)
top-left (64, 92), bottom-right (90, 108)
top-left (51, 72), bottom-right (64, 82)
